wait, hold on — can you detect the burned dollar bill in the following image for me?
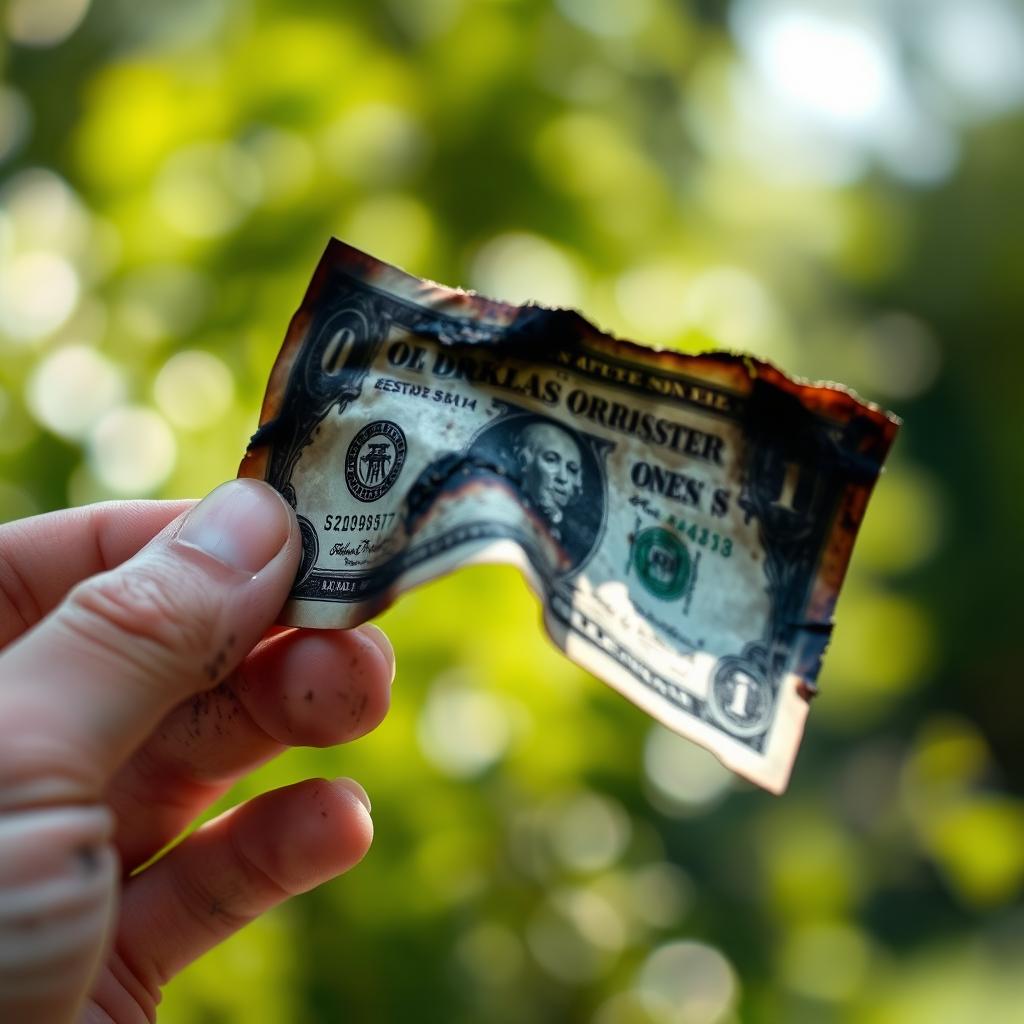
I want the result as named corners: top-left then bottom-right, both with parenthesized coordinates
top-left (240, 240), bottom-right (898, 792)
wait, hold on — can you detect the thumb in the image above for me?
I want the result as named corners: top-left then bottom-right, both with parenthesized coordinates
top-left (0, 478), bottom-right (300, 811)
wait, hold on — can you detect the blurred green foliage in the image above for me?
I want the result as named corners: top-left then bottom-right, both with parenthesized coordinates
top-left (2, 0), bottom-right (1024, 1021)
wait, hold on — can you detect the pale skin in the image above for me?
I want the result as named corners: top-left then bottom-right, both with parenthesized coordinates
top-left (0, 479), bottom-right (395, 1022)
top-left (513, 423), bottom-right (583, 524)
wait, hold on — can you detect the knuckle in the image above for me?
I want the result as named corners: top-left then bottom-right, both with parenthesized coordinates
top-left (228, 822), bottom-right (297, 902)
top-left (63, 565), bottom-right (218, 674)
top-left (165, 851), bottom-right (258, 962)
top-left (106, 947), bottom-right (162, 1024)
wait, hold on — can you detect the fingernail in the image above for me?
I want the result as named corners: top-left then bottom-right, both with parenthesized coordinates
top-left (358, 623), bottom-right (396, 685)
top-left (335, 777), bottom-right (372, 814)
top-left (178, 479), bottom-right (292, 574)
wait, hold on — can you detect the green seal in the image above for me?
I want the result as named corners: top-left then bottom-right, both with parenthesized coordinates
top-left (632, 527), bottom-right (691, 600)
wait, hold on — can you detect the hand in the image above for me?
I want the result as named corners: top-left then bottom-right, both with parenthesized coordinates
top-left (0, 480), bottom-right (394, 1023)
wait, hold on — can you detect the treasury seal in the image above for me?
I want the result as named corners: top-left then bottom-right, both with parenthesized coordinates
top-left (632, 527), bottom-right (691, 600)
top-left (345, 420), bottom-right (407, 502)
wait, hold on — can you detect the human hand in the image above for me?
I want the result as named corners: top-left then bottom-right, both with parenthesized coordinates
top-left (0, 480), bottom-right (394, 1023)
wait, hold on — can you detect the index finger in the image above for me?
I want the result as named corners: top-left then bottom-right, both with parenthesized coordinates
top-left (0, 500), bottom-right (194, 649)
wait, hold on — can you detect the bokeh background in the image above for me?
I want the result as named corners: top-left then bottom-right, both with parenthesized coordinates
top-left (2, 0), bottom-right (1023, 1021)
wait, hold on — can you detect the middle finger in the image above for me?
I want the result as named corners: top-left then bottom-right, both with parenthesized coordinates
top-left (106, 624), bottom-right (393, 870)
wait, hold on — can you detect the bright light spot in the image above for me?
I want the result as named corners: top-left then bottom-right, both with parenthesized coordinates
top-left (526, 888), bottom-right (622, 982)
top-left (322, 104), bottom-right (427, 184)
top-left (154, 143), bottom-right (263, 239)
top-left (342, 194), bottom-right (435, 273)
top-left (678, 266), bottom-right (788, 358)
top-left (628, 862), bottom-right (693, 928)
top-left (471, 232), bottom-right (584, 308)
top-left (0, 251), bottom-right (80, 341)
top-left (5, 0), bottom-right (91, 48)
top-left (781, 922), bottom-right (871, 1001)
top-left (615, 261), bottom-right (691, 341)
top-left (737, 5), bottom-right (895, 128)
top-left (718, 64), bottom-right (868, 186)
top-left (557, 0), bottom-right (652, 38)
top-left (154, 350), bottom-right (234, 430)
top-left (0, 167), bottom-right (91, 253)
top-left (925, 0), bottom-right (1024, 118)
top-left (0, 88), bottom-right (32, 164)
top-left (88, 406), bottom-right (177, 495)
top-left (730, 3), bottom-right (965, 185)
top-left (554, 887), bottom-right (626, 952)
top-left (854, 312), bottom-right (942, 400)
top-left (417, 674), bottom-right (512, 777)
top-left (549, 791), bottom-right (632, 872)
top-left (639, 941), bottom-right (737, 1024)
top-left (919, 796), bottom-right (1024, 908)
top-left (904, 717), bottom-right (989, 796)
top-left (27, 345), bottom-right (125, 440)
top-left (644, 725), bottom-right (733, 816)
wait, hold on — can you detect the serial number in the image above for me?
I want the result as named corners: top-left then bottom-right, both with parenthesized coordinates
top-left (664, 515), bottom-right (733, 557)
top-left (323, 512), bottom-right (396, 532)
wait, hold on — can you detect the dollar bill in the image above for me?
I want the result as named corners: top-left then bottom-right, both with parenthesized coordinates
top-left (239, 239), bottom-right (899, 792)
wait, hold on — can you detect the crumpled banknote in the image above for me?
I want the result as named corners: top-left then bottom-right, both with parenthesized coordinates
top-left (240, 240), bottom-right (898, 792)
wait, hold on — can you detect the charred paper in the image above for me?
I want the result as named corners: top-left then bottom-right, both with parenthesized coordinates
top-left (240, 240), bottom-right (898, 792)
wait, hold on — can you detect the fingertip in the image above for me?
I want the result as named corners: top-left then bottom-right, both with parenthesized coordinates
top-left (234, 778), bottom-right (374, 892)
top-left (332, 776), bottom-right (371, 815)
top-left (322, 777), bottom-right (374, 864)
top-left (355, 624), bottom-right (396, 686)
top-left (327, 778), bottom-right (374, 866)
top-left (245, 628), bottom-right (392, 746)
